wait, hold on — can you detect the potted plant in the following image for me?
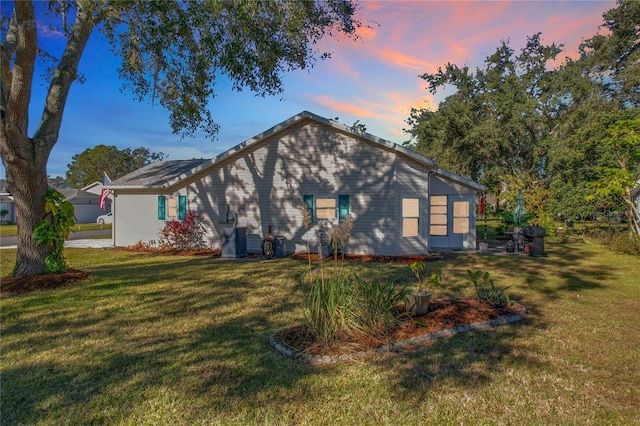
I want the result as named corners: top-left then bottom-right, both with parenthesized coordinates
top-left (404, 260), bottom-right (441, 316)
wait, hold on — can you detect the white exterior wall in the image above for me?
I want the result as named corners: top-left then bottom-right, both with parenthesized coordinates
top-left (113, 193), bottom-right (167, 247)
top-left (0, 196), bottom-right (15, 223)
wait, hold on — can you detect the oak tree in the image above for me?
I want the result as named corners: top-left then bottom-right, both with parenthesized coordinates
top-left (65, 145), bottom-right (165, 188)
top-left (0, 0), bottom-right (362, 276)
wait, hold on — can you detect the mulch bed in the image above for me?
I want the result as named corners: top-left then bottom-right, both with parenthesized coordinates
top-left (274, 298), bottom-right (525, 359)
top-left (1, 269), bottom-right (90, 296)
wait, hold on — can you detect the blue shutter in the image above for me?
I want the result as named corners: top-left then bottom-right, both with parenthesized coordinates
top-left (303, 195), bottom-right (314, 221)
top-left (178, 195), bottom-right (187, 220)
top-left (339, 195), bottom-right (349, 221)
top-left (158, 195), bottom-right (166, 220)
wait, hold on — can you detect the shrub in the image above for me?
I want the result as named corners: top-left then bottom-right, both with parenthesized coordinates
top-left (158, 210), bottom-right (206, 250)
top-left (32, 188), bottom-right (75, 273)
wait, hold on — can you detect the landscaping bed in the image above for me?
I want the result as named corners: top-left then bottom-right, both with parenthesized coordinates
top-left (272, 298), bottom-right (526, 365)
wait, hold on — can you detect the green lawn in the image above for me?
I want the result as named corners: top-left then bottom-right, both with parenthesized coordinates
top-left (1, 244), bottom-right (639, 425)
top-left (0, 223), bottom-right (112, 237)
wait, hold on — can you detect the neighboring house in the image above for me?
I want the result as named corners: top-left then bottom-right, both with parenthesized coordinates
top-left (0, 179), bottom-right (15, 223)
top-left (0, 193), bottom-right (15, 224)
top-left (82, 180), bottom-right (107, 197)
top-left (59, 187), bottom-right (110, 224)
top-left (107, 111), bottom-right (486, 255)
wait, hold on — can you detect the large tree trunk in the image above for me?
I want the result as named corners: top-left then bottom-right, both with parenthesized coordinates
top-left (0, 1), bottom-right (96, 276)
top-left (4, 138), bottom-right (51, 276)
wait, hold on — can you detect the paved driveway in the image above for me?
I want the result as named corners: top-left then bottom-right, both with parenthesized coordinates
top-left (1, 229), bottom-right (113, 249)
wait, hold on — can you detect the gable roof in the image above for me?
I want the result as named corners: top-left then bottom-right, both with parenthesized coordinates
top-left (108, 159), bottom-right (207, 188)
top-left (108, 111), bottom-right (485, 192)
top-left (59, 189), bottom-right (101, 201)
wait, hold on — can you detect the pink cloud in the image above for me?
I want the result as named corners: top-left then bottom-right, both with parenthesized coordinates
top-left (313, 95), bottom-right (380, 119)
top-left (373, 49), bottom-right (435, 71)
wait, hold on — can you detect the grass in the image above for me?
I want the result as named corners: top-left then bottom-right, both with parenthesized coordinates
top-left (0, 223), bottom-right (112, 237)
top-left (1, 244), bottom-right (639, 425)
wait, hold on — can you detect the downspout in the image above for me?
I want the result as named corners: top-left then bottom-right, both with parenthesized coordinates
top-left (111, 190), bottom-right (116, 247)
top-left (426, 163), bottom-right (437, 255)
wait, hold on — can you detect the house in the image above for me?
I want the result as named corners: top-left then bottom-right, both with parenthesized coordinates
top-left (0, 179), bottom-right (15, 224)
top-left (0, 193), bottom-right (15, 224)
top-left (107, 111), bottom-right (485, 255)
top-left (59, 182), bottom-right (111, 224)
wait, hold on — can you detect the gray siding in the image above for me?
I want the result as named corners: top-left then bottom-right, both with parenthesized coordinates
top-left (112, 117), bottom-right (482, 255)
top-left (188, 121), bottom-right (411, 256)
top-left (71, 196), bottom-right (105, 223)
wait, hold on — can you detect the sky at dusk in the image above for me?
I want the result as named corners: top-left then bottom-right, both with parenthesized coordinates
top-left (1, 0), bottom-right (617, 179)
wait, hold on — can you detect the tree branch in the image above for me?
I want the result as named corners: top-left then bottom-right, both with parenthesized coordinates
top-left (32, 0), bottom-right (97, 154)
top-left (0, 1), bottom-right (37, 165)
top-left (1, 12), bottom-right (19, 103)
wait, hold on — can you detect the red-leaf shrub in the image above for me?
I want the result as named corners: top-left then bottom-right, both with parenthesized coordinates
top-left (158, 210), bottom-right (206, 250)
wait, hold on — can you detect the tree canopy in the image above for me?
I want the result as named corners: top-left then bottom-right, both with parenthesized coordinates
top-left (406, 0), bottom-right (639, 234)
top-left (0, 0), bottom-right (363, 276)
top-left (65, 145), bottom-right (166, 188)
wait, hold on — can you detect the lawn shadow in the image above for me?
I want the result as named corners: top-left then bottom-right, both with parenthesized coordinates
top-left (0, 255), bottom-right (341, 424)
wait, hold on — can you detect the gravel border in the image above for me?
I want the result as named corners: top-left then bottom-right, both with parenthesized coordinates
top-left (270, 302), bottom-right (527, 366)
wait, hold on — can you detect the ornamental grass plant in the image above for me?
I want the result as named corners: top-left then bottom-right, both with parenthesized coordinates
top-left (305, 270), bottom-right (406, 351)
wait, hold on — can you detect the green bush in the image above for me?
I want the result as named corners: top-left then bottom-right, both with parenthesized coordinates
top-left (32, 188), bottom-right (75, 273)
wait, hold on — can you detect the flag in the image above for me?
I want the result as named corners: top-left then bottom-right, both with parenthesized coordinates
top-left (99, 172), bottom-right (111, 210)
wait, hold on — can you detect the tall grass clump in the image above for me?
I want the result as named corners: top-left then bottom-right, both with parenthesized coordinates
top-left (305, 273), bottom-right (347, 349)
top-left (605, 232), bottom-right (640, 255)
top-left (305, 271), bottom-right (406, 351)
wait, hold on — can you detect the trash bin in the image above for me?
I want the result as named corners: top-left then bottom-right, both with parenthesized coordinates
top-left (274, 236), bottom-right (287, 258)
top-left (521, 226), bottom-right (546, 256)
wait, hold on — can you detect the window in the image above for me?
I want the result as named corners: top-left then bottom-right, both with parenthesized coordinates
top-left (316, 198), bottom-right (336, 219)
top-left (158, 195), bottom-right (187, 220)
top-left (453, 201), bottom-right (469, 233)
top-left (430, 195), bottom-right (447, 236)
top-left (402, 197), bottom-right (420, 237)
top-left (303, 195), bottom-right (349, 221)
top-left (167, 197), bottom-right (178, 217)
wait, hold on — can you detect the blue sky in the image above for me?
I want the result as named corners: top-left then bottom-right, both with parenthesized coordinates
top-left (1, 1), bottom-right (616, 179)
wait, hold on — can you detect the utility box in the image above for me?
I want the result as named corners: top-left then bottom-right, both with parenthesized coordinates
top-left (274, 236), bottom-right (287, 258)
top-left (221, 227), bottom-right (247, 258)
